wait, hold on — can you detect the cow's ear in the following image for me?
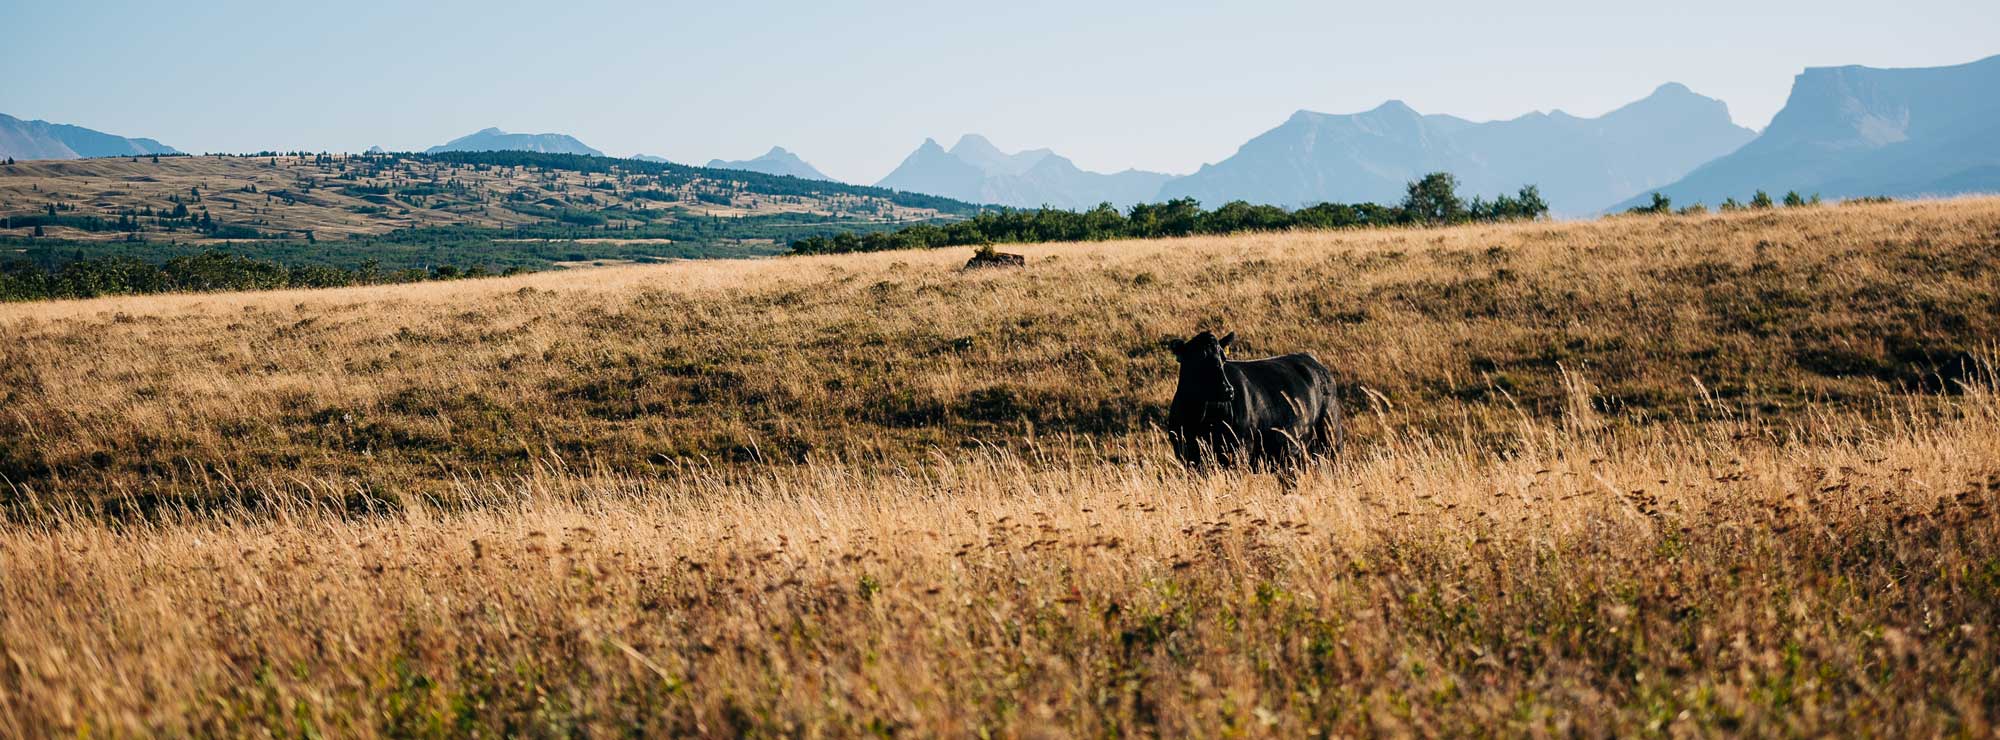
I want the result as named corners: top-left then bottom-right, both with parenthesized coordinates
top-left (1217, 332), bottom-right (1236, 349)
top-left (1166, 338), bottom-right (1186, 354)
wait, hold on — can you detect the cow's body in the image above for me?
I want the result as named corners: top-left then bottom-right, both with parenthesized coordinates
top-left (1166, 331), bottom-right (1342, 471)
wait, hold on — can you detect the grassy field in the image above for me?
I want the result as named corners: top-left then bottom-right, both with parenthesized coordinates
top-left (2, 198), bottom-right (1999, 735)
top-left (2, 197), bottom-right (1995, 510)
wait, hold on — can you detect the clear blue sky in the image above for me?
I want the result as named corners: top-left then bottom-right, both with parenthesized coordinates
top-left (4, 0), bottom-right (1995, 183)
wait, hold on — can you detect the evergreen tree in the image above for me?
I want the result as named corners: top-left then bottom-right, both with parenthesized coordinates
top-left (1628, 192), bottom-right (1672, 215)
top-left (1400, 172), bottom-right (1464, 224)
top-left (1512, 185), bottom-right (1548, 220)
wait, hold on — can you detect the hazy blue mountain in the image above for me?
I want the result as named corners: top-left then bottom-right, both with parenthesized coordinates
top-left (981, 154), bottom-right (1176, 210)
top-left (875, 137), bottom-right (989, 202)
top-left (876, 134), bottom-right (1175, 208)
top-left (364, 145), bottom-right (388, 154)
top-left (1610, 55), bottom-right (2000, 211)
top-left (0, 113), bottom-right (179, 160)
top-left (1158, 101), bottom-right (1456, 208)
top-left (946, 134), bottom-right (1053, 176)
top-left (706, 146), bottom-right (836, 181)
top-left (424, 127), bottom-right (603, 156)
top-left (630, 154), bottom-right (672, 164)
top-left (1160, 85), bottom-right (1755, 214)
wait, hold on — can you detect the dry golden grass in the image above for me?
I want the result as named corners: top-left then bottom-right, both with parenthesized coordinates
top-left (2, 199), bottom-right (1999, 735)
top-left (2, 197), bottom-right (1996, 510)
top-left (2, 390), bottom-right (1997, 735)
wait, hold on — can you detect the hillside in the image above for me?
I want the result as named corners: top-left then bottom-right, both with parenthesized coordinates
top-left (4, 197), bottom-right (1999, 736)
top-left (4, 195), bottom-right (1993, 504)
top-left (0, 151), bottom-right (979, 274)
top-left (0, 112), bottom-right (179, 160)
top-left (1611, 54), bottom-right (2000, 210)
top-left (1161, 84), bottom-right (1754, 214)
top-left (878, 134), bottom-right (1176, 208)
top-left (424, 127), bottom-right (604, 156)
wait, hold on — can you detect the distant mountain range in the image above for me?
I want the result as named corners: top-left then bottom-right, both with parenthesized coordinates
top-left (15, 55), bottom-right (1996, 216)
top-left (1610, 54), bottom-right (2000, 211)
top-left (425, 127), bottom-right (603, 156)
top-left (707, 146), bottom-right (835, 181)
top-left (876, 135), bottom-right (1175, 209)
top-left (1160, 84), bottom-right (1756, 215)
top-left (873, 84), bottom-right (1757, 214)
top-left (0, 113), bottom-right (179, 160)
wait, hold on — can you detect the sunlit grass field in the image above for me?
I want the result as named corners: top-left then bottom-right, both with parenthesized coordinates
top-left (2, 198), bottom-right (1998, 735)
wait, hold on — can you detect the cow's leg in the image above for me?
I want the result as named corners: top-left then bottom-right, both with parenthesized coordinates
top-left (1262, 428), bottom-right (1307, 488)
top-left (1306, 401), bottom-right (1342, 465)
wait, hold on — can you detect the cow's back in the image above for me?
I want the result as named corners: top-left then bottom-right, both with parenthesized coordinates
top-left (1227, 352), bottom-right (1338, 435)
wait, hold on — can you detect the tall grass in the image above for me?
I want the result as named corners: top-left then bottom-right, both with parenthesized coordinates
top-left (2, 198), bottom-right (1998, 735)
top-left (3, 376), bottom-right (1997, 735)
top-left (3, 197), bottom-right (1996, 512)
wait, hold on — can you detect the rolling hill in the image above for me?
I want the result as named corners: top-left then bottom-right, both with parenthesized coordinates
top-left (0, 151), bottom-right (980, 275)
top-left (0, 113), bottom-right (180, 161)
top-left (1609, 54), bottom-right (2000, 210)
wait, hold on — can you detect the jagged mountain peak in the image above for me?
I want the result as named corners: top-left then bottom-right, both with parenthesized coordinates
top-left (1370, 99), bottom-right (1418, 115)
top-left (949, 133), bottom-right (998, 153)
top-left (877, 135), bottom-right (1173, 209)
top-left (1611, 54), bottom-right (2000, 211)
top-left (943, 134), bottom-right (1050, 176)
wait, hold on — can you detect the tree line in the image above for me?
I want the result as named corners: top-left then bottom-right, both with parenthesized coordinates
top-left (1625, 189), bottom-right (1833, 215)
top-left (788, 173), bottom-right (1548, 255)
top-left (0, 251), bottom-right (517, 302)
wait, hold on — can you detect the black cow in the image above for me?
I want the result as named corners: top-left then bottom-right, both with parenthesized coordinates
top-left (1165, 330), bottom-right (1342, 471)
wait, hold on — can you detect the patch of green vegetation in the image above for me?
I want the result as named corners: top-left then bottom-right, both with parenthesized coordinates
top-left (790, 172), bottom-right (1548, 254)
top-left (0, 209), bottom-right (950, 300)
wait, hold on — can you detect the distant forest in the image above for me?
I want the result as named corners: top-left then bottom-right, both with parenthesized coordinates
top-left (790, 173), bottom-right (1548, 254)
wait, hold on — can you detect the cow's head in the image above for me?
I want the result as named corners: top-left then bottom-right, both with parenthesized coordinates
top-left (1166, 330), bottom-right (1237, 417)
